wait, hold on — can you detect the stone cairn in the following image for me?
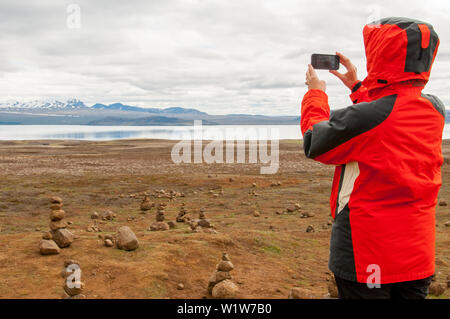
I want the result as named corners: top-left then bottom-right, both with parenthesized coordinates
top-left (39, 197), bottom-right (74, 255)
top-left (140, 195), bottom-right (154, 213)
top-left (149, 203), bottom-right (170, 231)
top-left (61, 259), bottom-right (85, 298)
top-left (190, 209), bottom-right (216, 234)
top-left (207, 253), bottom-right (239, 299)
top-left (176, 203), bottom-right (190, 223)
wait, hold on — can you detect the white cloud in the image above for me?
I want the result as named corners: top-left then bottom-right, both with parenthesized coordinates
top-left (0, 0), bottom-right (449, 115)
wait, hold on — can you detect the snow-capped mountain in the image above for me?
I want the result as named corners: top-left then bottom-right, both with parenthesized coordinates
top-left (0, 98), bottom-right (87, 110)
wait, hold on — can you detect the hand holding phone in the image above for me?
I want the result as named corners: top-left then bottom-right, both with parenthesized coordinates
top-left (329, 52), bottom-right (359, 89)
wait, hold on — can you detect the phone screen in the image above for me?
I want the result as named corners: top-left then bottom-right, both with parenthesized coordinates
top-left (311, 54), bottom-right (340, 70)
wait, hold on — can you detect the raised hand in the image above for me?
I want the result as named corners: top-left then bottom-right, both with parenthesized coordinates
top-left (329, 52), bottom-right (359, 90)
top-left (305, 64), bottom-right (326, 92)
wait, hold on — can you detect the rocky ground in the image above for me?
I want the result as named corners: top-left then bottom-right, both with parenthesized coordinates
top-left (0, 139), bottom-right (448, 298)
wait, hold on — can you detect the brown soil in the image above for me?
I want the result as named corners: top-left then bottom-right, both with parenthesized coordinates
top-left (0, 139), bottom-right (448, 299)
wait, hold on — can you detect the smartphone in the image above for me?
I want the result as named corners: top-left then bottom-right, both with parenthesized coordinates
top-left (311, 54), bottom-right (340, 70)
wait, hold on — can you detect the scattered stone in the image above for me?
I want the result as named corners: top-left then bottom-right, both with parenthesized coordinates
top-left (229, 177), bottom-right (235, 182)
top-left (39, 239), bottom-right (60, 255)
top-left (445, 221), bottom-right (450, 227)
top-left (300, 212), bottom-right (315, 218)
top-left (177, 283), bottom-right (185, 290)
top-left (286, 206), bottom-right (295, 213)
top-left (294, 203), bottom-right (301, 210)
top-left (438, 200), bottom-right (447, 206)
top-left (253, 210), bottom-right (260, 217)
top-left (252, 182), bottom-right (257, 187)
top-left (91, 212), bottom-right (99, 219)
top-left (102, 210), bottom-right (115, 221)
top-left (327, 219), bottom-right (333, 226)
top-left (116, 226), bottom-right (139, 251)
top-left (306, 225), bottom-right (315, 233)
top-left (288, 287), bottom-right (315, 299)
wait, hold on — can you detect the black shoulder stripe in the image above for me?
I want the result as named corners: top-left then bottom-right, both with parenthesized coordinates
top-left (422, 93), bottom-right (446, 119)
top-left (304, 94), bottom-right (397, 159)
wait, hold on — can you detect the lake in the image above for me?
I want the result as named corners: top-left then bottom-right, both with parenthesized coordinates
top-left (0, 124), bottom-right (449, 140)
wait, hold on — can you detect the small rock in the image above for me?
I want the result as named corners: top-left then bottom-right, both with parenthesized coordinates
top-left (50, 210), bottom-right (65, 221)
top-left (217, 260), bottom-right (234, 272)
top-left (288, 287), bottom-right (314, 299)
top-left (42, 231), bottom-right (52, 240)
top-left (328, 277), bottom-right (339, 298)
top-left (116, 226), bottom-right (139, 251)
top-left (253, 210), bottom-right (260, 217)
top-left (91, 212), bottom-right (99, 219)
top-left (428, 282), bottom-right (445, 296)
top-left (438, 200), bottom-right (447, 206)
top-left (49, 220), bottom-right (68, 231)
top-left (306, 225), bottom-right (315, 233)
top-left (39, 239), bottom-right (60, 255)
top-left (167, 221), bottom-right (176, 229)
top-left (445, 221), bottom-right (450, 227)
top-left (51, 228), bottom-right (74, 248)
top-left (104, 239), bottom-right (114, 247)
top-left (177, 283), bottom-right (185, 290)
top-left (63, 281), bottom-right (85, 296)
top-left (50, 203), bottom-right (63, 210)
top-left (50, 196), bottom-right (63, 204)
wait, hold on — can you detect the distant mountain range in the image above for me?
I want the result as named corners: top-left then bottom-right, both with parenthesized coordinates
top-left (0, 99), bottom-right (299, 125)
top-left (1, 98), bottom-right (446, 125)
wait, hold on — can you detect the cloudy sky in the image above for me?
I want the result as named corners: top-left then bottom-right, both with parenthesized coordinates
top-left (0, 0), bottom-right (449, 115)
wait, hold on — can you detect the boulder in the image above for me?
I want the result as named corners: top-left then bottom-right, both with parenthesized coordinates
top-left (51, 228), bottom-right (74, 248)
top-left (211, 280), bottom-right (239, 299)
top-left (116, 226), bottom-right (139, 251)
top-left (39, 239), bottom-right (60, 255)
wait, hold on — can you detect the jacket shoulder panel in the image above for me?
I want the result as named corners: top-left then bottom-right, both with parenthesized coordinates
top-left (304, 94), bottom-right (397, 158)
top-left (421, 93), bottom-right (446, 119)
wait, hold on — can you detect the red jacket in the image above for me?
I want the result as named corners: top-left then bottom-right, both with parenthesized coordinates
top-left (301, 17), bottom-right (444, 284)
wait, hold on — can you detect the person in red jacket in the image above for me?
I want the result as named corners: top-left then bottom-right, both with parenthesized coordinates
top-left (301, 17), bottom-right (444, 299)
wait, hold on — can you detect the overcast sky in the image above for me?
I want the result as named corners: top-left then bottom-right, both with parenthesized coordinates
top-left (0, 0), bottom-right (449, 115)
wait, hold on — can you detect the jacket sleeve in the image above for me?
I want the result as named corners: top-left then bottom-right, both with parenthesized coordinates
top-left (300, 89), bottom-right (396, 165)
top-left (349, 81), bottom-right (370, 104)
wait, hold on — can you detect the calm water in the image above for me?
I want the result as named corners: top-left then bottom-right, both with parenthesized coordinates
top-left (0, 124), bottom-right (449, 140)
